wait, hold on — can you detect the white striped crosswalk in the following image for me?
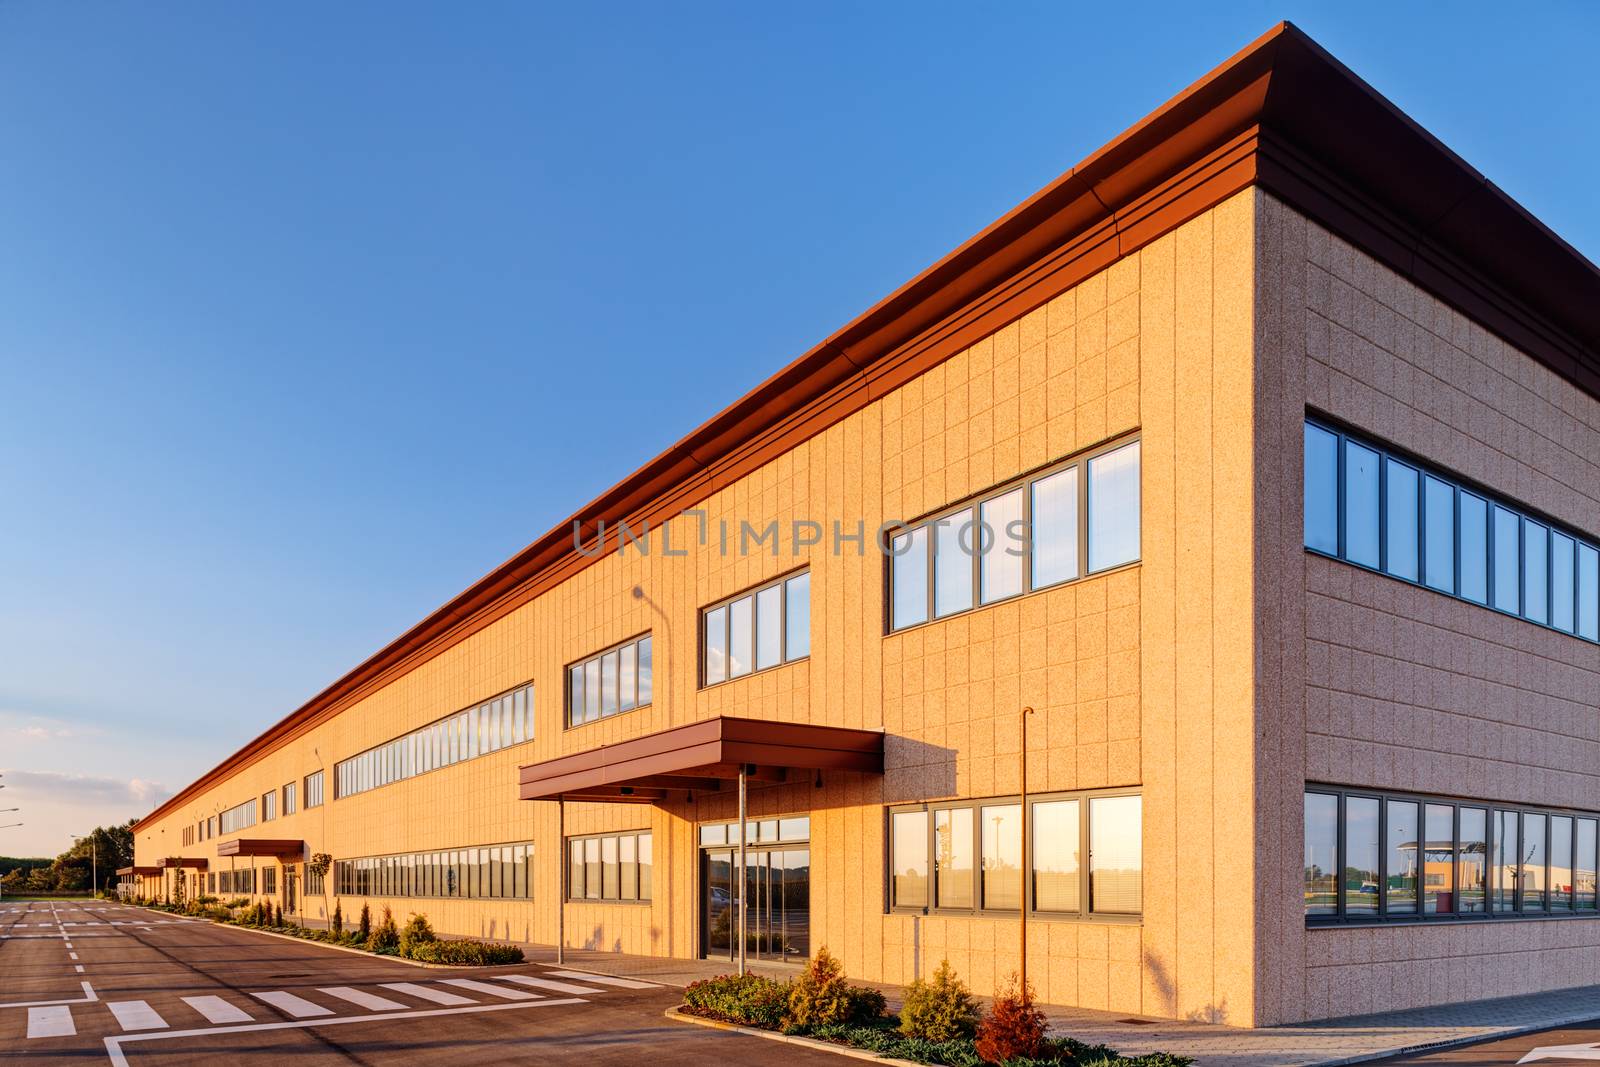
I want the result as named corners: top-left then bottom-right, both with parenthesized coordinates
top-left (17, 968), bottom-right (648, 1041)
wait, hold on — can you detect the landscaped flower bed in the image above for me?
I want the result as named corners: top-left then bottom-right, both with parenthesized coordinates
top-left (679, 949), bottom-right (1191, 1067)
top-left (127, 896), bottom-right (523, 966)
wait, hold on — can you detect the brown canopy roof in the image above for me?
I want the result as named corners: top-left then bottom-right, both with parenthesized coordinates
top-left (519, 716), bottom-right (884, 803)
top-left (117, 866), bottom-right (162, 877)
top-left (157, 857), bottom-right (208, 870)
top-left (216, 839), bottom-right (304, 859)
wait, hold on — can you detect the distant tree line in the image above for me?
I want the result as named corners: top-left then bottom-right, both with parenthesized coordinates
top-left (0, 821), bottom-right (135, 895)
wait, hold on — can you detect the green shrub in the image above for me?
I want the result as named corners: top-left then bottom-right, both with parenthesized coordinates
top-left (785, 947), bottom-right (883, 1031)
top-left (974, 974), bottom-right (1048, 1065)
top-left (331, 901), bottom-right (343, 936)
top-left (366, 906), bottom-right (399, 953)
top-left (406, 939), bottom-right (524, 965)
top-left (398, 913), bottom-right (437, 958)
top-left (683, 973), bottom-right (794, 1029)
top-left (357, 903), bottom-right (371, 942)
top-left (901, 959), bottom-right (979, 1042)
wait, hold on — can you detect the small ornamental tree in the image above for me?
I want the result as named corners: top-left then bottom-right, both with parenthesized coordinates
top-left (784, 947), bottom-right (882, 1029)
top-left (974, 974), bottom-right (1049, 1065)
top-left (366, 906), bottom-right (399, 953)
top-left (900, 959), bottom-right (979, 1041)
top-left (357, 903), bottom-right (372, 942)
top-left (398, 913), bottom-right (436, 958)
top-left (331, 900), bottom-right (343, 935)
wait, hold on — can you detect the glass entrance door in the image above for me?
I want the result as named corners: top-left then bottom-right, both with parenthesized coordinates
top-left (284, 867), bottom-right (298, 915)
top-left (701, 847), bottom-right (811, 962)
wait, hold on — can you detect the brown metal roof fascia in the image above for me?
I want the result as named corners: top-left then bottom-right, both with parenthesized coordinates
top-left (518, 716), bottom-right (885, 801)
top-left (215, 839), bottom-right (305, 859)
top-left (142, 21), bottom-right (1600, 831)
top-left (157, 857), bottom-right (208, 870)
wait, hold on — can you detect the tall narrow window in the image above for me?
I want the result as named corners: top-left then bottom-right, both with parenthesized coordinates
top-left (703, 606), bottom-right (726, 684)
top-left (1460, 493), bottom-right (1489, 604)
top-left (1459, 807), bottom-right (1487, 913)
top-left (1581, 544), bottom-right (1600, 641)
top-left (1493, 506), bottom-right (1520, 613)
top-left (1033, 799), bottom-right (1081, 913)
top-left (934, 807), bottom-right (973, 909)
top-left (1522, 812), bottom-right (1547, 911)
top-left (1384, 459), bottom-right (1419, 581)
top-left (980, 804), bottom-right (1022, 910)
top-left (933, 509), bottom-right (975, 618)
top-left (1304, 423), bottom-right (1339, 555)
top-left (1087, 441), bottom-right (1140, 572)
top-left (1553, 532), bottom-right (1577, 633)
top-left (619, 644), bottom-right (638, 711)
top-left (1493, 810), bottom-right (1518, 912)
top-left (892, 528), bottom-right (929, 629)
top-left (1345, 796), bottom-right (1380, 916)
top-left (890, 810), bottom-right (929, 909)
top-left (728, 595), bottom-right (753, 677)
top-left (755, 584), bottom-right (782, 670)
top-left (1304, 792), bottom-right (1338, 917)
top-left (1088, 794), bottom-right (1142, 914)
top-left (785, 572), bottom-right (811, 661)
top-left (1423, 476), bottom-right (1455, 592)
top-left (1343, 441), bottom-right (1381, 568)
top-left (1422, 804), bottom-right (1454, 914)
top-left (1032, 466), bottom-right (1079, 588)
top-left (1578, 819), bottom-right (1597, 911)
top-left (1385, 799), bottom-right (1419, 915)
top-left (1551, 815), bottom-right (1574, 911)
top-left (1524, 519), bottom-right (1549, 624)
top-left (980, 489), bottom-right (1025, 604)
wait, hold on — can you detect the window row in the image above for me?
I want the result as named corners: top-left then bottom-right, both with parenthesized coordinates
top-left (697, 816), bottom-right (811, 847)
top-left (567, 636), bottom-right (653, 727)
top-left (219, 799), bottom-right (257, 835)
top-left (566, 832), bottom-right (654, 902)
top-left (890, 439), bottom-right (1141, 632)
top-left (216, 868), bottom-right (257, 895)
top-left (182, 827), bottom-right (195, 847)
top-left (888, 792), bottom-right (1142, 918)
top-left (1304, 788), bottom-right (1600, 922)
top-left (335, 684), bottom-right (533, 800)
top-left (334, 843), bottom-right (535, 900)
top-left (1304, 420), bottom-right (1600, 641)
top-left (704, 571), bottom-right (811, 686)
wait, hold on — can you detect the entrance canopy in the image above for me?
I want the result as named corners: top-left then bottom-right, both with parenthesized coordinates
top-left (217, 838), bottom-right (303, 859)
top-left (157, 857), bottom-right (208, 870)
top-left (118, 865), bottom-right (161, 877)
top-left (518, 715), bottom-right (883, 804)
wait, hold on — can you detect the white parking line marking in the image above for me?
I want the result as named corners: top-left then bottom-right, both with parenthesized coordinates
top-left (102, 999), bottom-right (584, 1067)
top-left (74, 965), bottom-right (85, 973)
top-left (27, 1006), bottom-right (75, 1038)
top-left (500, 975), bottom-right (603, 995)
top-left (439, 978), bottom-right (538, 1001)
top-left (251, 991), bottom-right (334, 1018)
top-left (318, 986), bottom-right (409, 1011)
top-left (545, 970), bottom-right (659, 988)
top-left (378, 982), bottom-right (474, 1006)
top-left (69, 952), bottom-right (78, 959)
top-left (182, 995), bottom-right (254, 1024)
top-left (108, 1000), bottom-right (168, 1031)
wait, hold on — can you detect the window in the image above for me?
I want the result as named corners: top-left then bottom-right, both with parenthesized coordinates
top-left (262, 866), bottom-right (277, 895)
top-left (335, 683), bottom-right (533, 798)
top-left (565, 832), bottom-right (652, 902)
top-left (568, 637), bottom-right (651, 727)
top-left (1303, 419), bottom-right (1600, 643)
top-left (305, 864), bottom-right (325, 897)
top-left (304, 771), bottom-right (324, 809)
top-left (282, 783), bottom-right (297, 816)
top-left (1305, 789), bottom-right (1600, 923)
top-left (889, 437), bottom-right (1140, 632)
top-left (334, 842), bottom-right (534, 899)
top-left (207, 816), bottom-right (218, 839)
top-left (703, 572), bottom-right (810, 686)
top-left (891, 791), bottom-right (1140, 918)
top-left (219, 799), bottom-right (256, 835)
top-left (262, 790), bottom-right (277, 822)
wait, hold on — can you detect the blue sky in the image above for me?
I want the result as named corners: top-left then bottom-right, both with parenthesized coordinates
top-left (1, 2), bottom-right (1595, 857)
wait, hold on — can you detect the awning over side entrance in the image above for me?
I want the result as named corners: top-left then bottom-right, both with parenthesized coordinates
top-left (157, 857), bottom-right (208, 870)
top-left (216, 839), bottom-right (304, 859)
top-left (518, 715), bottom-right (884, 803)
top-left (118, 866), bottom-right (162, 877)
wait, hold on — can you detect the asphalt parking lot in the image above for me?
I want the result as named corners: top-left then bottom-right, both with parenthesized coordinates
top-left (0, 900), bottom-right (846, 1065)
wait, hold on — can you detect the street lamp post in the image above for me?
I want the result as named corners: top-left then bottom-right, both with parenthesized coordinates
top-left (1019, 705), bottom-right (1034, 995)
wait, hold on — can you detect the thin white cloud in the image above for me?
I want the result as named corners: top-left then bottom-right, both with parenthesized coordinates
top-left (0, 769), bottom-right (172, 809)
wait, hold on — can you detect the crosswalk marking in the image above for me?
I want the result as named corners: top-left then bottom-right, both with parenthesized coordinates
top-left (182, 995), bottom-right (254, 1024)
top-left (499, 975), bottom-right (602, 995)
top-left (439, 978), bottom-right (538, 1001)
top-left (318, 986), bottom-right (408, 1011)
top-left (109, 1000), bottom-right (169, 1031)
top-left (251, 991), bottom-right (334, 1018)
top-left (379, 982), bottom-right (475, 1006)
top-left (27, 1006), bottom-right (75, 1038)
top-left (546, 970), bottom-right (659, 989)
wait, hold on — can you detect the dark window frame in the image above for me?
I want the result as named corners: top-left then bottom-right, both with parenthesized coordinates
top-left (563, 830), bottom-right (653, 904)
top-left (1304, 414), bottom-right (1600, 644)
top-left (564, 634), bottom-right (653, 729)
top-left (700, 567), bottom-right (811, 688)
top-left (884, 433), bottom-right (1142, 636)
top-left (886, 787), bottom-right (1142, 923)
top-left (1304, 785), bottom-right (1597, 925)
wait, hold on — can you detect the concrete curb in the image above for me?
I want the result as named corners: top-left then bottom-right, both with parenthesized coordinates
top-left (664, 1006), bottom-right (925, 1066)
top-left (126, 906), bottom-right (463, 970)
